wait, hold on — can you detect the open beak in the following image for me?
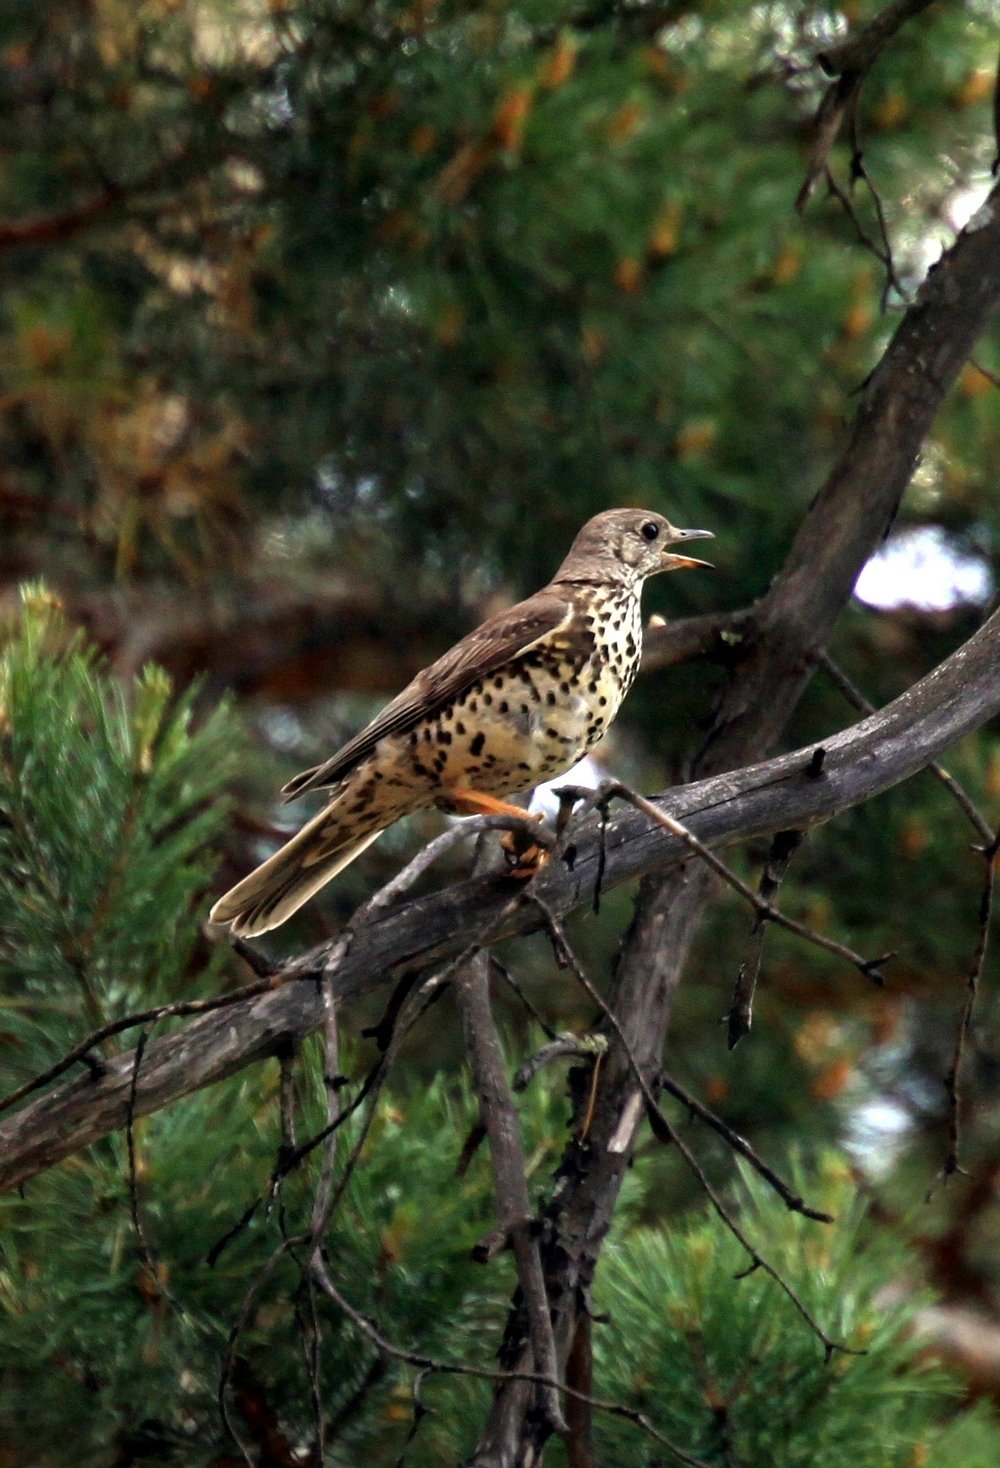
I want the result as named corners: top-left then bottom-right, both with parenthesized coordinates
top-left (662, 526), bottom-right (714, 572)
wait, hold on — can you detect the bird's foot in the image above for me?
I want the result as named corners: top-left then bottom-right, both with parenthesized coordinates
top-left (441, 787), bottom-right (549, 878)
top-left (500, 823), bottom-right (550, 880)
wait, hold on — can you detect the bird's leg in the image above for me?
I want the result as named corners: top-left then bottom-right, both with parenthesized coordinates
top-left (441, 788), bottom-right (537, 821)
top-left (440, 787), bottom-right (549, 879)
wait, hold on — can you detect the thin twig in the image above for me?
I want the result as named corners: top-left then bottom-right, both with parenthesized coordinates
top-left (217, 960), bottom-right (466, 1452)
top-left (393, 1368), bottom-right (434, 1468)
top-left (220, 1234), bottom-right (301, 1466)
top-left (212, 872), bottom-right (541, 1267)
top-left (0, 974), bottom-right (288, 1116)
top-left (309, 1258), bottom-right (712, 1468)
top-left (491, 955), bottom-right (559, 1041)
top-left (359, 813), bottom-right (551, 923)
top-left (655, 1072), bottom-right (834, 1225)
top-left (208, 974), bottom-right (440, 1268)
top-left (797, 0), bottom-right (939, 211)
top-left (218, 884), bottom-right (535, 1267)
top-left (938, 830), bottom-right (1000, 1185)
top-left (666, 1115), bottom-right (847, 1360)
top-left (285, 890), bottom-right (537, 1181)
top-left (571, 781), bottom-right (892, 985)
top-left (299, 1279), bottom-right (325, 1467)
top-left (531, 897), bottom-right (847, 1359)
top-left (125, 1030), bottom-right (204, 1340)
top-left (728, 830), bottom-right (803, 1049)
top-left (308, 980), bottom-right (341, 1241)
top-left (126, 1031), bottom-right (157, 1280)
top-left (823, 165), bottom-right (904, 306)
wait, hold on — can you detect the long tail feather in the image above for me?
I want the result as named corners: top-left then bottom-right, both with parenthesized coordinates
top-left (210, 809), bottom-right (384, 938)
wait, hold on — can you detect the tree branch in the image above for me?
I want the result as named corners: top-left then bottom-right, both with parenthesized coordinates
top-left (455, 954), bottom-right (567, 1445)
top-left (3, 603), bottom-right (1000, 1194)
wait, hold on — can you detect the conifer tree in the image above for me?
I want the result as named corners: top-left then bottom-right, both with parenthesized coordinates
top-left (3, 1), bottom-right (1000, 1463)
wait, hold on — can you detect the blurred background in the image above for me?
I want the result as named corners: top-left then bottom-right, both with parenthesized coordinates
top-left (3, 1), bottom-right (1000, 1463)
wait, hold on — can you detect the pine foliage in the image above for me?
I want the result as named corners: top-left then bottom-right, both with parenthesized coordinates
top-left (3, 1), bottom-right (1000, 1461)
top-left (0, 584), bottom-right (233, 1076)
top-left (593, 1158), bottom-right (1000, 1467)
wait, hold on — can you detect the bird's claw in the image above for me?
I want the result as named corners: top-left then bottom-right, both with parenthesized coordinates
top-left (500, 821), bottom-right (550, 879)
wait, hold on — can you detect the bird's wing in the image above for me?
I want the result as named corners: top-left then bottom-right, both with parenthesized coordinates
top-left (280, 591), bottom-right (575, 802)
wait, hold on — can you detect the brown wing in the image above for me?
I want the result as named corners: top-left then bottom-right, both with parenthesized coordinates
top-left (280, 590), bottom-right (573, 802)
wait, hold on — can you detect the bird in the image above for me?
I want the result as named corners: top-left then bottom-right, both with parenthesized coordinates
top-left (210, 509), bottom-right (713, 937)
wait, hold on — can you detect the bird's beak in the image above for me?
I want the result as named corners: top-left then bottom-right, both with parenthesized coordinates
top-left (661, 526), bottom-right (714, 572)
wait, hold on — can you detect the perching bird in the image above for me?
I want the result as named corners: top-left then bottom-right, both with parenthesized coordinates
top-left (210, 509), bottom-right (712, 937)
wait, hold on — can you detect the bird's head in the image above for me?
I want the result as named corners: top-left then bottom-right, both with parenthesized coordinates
top-left (555, 509), bottom-right (714, 586)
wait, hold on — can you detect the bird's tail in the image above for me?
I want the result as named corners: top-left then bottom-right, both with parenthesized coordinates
top-left (210, 803), bottom-right (385, 938)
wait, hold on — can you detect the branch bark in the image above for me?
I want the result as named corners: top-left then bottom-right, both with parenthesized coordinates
top-left (2, 601), bottom-right (1000, 1194)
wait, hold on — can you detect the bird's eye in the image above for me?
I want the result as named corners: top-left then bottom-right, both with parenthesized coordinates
top-left (640, 521), bottom-right (660, 542)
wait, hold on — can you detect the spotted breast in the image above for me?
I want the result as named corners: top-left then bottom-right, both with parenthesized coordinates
top-left (210, 508), bottom-right (712, 936)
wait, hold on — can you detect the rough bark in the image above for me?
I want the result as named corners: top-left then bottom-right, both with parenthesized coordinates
top-left (2, 600), bottom-right (1000, 1195)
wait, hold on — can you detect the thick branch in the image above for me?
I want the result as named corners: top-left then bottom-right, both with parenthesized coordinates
top-left (2, 604), bottom-right (1000, 1194)
top-left (640, 607), bottom-right (751, 672)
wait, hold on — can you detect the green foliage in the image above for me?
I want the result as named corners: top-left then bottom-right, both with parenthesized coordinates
top-left (0, 1039), bottom-right (559, 1466)
top-left (5, 1032), bottom-right (1000, 1467)
top-left (0, 584), bottom-right (234, 1069)
top-left (4, 1), bottom-right (1000, 1462)
top-left (592, 1157), bottom-right (1000, 1467)
top-left (4, 0), bottom-right (998, 589)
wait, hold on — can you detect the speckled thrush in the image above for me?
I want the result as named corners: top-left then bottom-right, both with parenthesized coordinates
top-left (210, 509), bottom-right (713, 936)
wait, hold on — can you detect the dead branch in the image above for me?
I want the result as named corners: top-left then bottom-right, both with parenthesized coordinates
top-left (585, 782), bottom-right (891, 985)
top-left (531, 898), bottom-right (846, 1360)
top-left (3, 602), bottom-right (1000, 1194)
top-left (307, 1259), bottom-right (713, 1468)
top-left (817, 650), bottom-right (994, 843)
top-left (727, 830), bottom-right (803, 1048)
top-left (797, 0), bottom-right (940, 210)
top-left (455, 954), bottom-right (566, 1438)
top-left (938, 830), bottom-right (1000, 1185)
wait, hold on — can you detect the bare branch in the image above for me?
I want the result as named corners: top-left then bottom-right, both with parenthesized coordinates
top-left (307, 1260), bottom-right (713, 1468)
top-left (727, 830), bottom-right (802, 1048)
top-left (817, 650), bottom-right (995, 844)
top-left (797, 0), bottom-right (940, 210)
top-left (532, 898), bottom-right (846, 1359)
top-left (938, 830), bottom-right (1000, 1185)
top-left (587, 781), bottom-right (892, 986)
top-left (4, 604), bottom-right (1000, 1193)
top-left (455, 954), bottom-right (566, 1439)
top-left (654, 1071), bottom-right (833, 1226)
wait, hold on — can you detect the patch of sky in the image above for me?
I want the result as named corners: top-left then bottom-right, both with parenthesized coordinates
top-left (854, 526), bottom-right (993, 612)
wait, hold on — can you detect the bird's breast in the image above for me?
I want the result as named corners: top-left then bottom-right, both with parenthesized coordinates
top-left (369, 589), bottom-right (644, 802)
